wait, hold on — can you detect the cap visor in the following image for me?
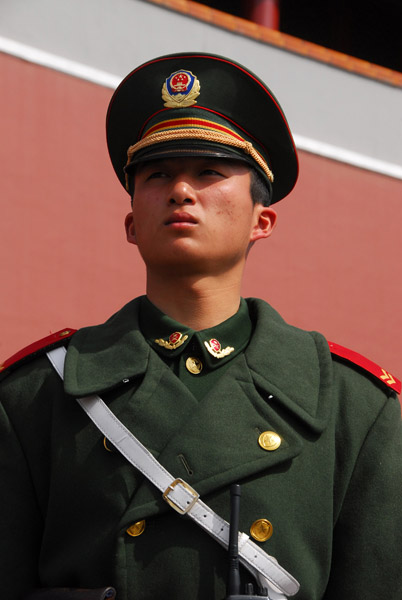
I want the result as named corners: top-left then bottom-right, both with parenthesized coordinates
top-left (124, 141), bottom-right (256, 173)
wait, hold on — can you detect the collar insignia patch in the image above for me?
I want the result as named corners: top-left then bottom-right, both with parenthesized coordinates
top-left (204, 338), bottom-right (235, 359)
top-left (162, 70), bottom-right (201, 108)
top-left (154, 331), bottom-right (188, 350)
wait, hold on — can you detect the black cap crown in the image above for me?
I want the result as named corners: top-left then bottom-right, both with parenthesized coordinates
top-left (106, 52), bottom-right (298, 204)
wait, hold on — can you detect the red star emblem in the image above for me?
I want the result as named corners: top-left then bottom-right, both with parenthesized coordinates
top-left (169, 332), bottom-right (182, 344)
top-left (209, 338), bottom-right (221, 352)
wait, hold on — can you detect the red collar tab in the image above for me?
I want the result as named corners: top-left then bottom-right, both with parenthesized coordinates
top-left (328, 341), bottom-right (401, 394)
top-left (0, 329), bottom-right (76, 374)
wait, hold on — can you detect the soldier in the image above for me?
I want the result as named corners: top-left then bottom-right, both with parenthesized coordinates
top-left (1, 52), bottom-right (401, 600)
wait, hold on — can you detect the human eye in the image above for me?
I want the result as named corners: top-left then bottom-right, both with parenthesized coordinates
top-left (146, 170), bottom-right (168, 180)
top-left (199, 168), bottom-right (224, 177)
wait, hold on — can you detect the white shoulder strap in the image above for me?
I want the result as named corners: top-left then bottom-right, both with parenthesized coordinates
top-left (47, 346), bottom-right (299, 600)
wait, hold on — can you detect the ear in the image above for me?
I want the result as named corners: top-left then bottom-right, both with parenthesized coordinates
top-left (124, 212), bottom-right (137, 245)
top-left (249, 206), bottom-right (277, 243)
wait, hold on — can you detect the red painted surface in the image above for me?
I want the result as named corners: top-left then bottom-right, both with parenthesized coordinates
top-left (0, 51), bottom-right (146, 362)
top-left (1, 52), bottom-right (401, 387)
top-left (246, 0), bottom-right (280, 29)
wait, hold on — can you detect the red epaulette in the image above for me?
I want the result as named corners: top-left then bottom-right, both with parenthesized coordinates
top-left (0, 328), bottom-right (76, 376)
top-left (328, 341), bottom-right (401, 394)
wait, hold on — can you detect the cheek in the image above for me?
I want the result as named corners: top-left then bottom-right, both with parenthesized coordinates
top-left (210, 186), bottom-right (243, 220)
top-left (129, 212), bottom-right (150, 246)
top-left (132, 199), bottom-right (151, 223)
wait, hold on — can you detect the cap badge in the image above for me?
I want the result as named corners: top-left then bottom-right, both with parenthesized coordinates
top-left (154, 331), bottom-right (188, 350)
top-left (204, 338), bottom-right (235, 359)
top-left (162, 70), bottom-right (201, 108)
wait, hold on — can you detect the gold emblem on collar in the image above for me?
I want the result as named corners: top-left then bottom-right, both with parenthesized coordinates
top-left (154, 331), bottom-right (188, 350)
top-left (204, 338), bottom-right (234, 359)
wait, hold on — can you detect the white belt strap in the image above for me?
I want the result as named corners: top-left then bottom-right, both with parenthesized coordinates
top-left (47, 347), bottom-right (299, 599)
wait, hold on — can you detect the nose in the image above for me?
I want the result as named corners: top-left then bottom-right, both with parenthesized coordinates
top-left (168, 178), bottom-right (196, 205)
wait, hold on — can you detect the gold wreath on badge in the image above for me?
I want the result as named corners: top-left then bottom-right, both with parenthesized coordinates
top-left (204, 338), bottom-right (234, 359)
top-left (161, 70), bottom-right (201, 108)
top-left (154, 331), bottom-right (188, 350)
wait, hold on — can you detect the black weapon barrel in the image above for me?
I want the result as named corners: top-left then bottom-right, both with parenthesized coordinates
top-left (227, 484), bottom-right (242, 597)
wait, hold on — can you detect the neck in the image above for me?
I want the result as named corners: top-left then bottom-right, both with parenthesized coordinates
top-left (145, 269), bottom-right (244, 330)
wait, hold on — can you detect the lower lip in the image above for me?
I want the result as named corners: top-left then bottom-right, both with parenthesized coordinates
top-left (165, 221), bottom-right (197, 229)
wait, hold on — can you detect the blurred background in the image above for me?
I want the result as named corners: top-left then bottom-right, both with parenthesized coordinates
top-left (1, 0), bottom-right (401, 380)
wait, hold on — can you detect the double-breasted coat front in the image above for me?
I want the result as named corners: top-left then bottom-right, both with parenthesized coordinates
top-left (1, 298), bottom-right (401, 599)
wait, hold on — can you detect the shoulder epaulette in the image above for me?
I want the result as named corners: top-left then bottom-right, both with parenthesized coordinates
top-left (328, 341), bottom-right (401, 394)
top-left (0, 329), bottom-right (76, 377)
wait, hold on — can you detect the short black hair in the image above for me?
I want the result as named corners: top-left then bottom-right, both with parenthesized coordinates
top-left (250, 168), bottom-right (272, 207)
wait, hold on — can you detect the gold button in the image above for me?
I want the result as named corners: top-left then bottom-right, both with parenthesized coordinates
top-left (258, 431), bottom-right (281, 451)
top-left (59, 329), bottom-right (71, 337)
top-left (186, 356), bottom-right (203, 374)
top-left (126, 520), bottom-right (146, 537)
top-left (250, 518), bottom-right (273, 542)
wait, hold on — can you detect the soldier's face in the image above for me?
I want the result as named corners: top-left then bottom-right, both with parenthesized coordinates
top-left (124, 156), bottom-right (276, 275)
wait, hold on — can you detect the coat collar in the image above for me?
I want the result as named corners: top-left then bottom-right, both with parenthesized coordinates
top-left (64, 297), bottom-right (333, 433)
top-left (64, 297), bottom-right (149, 396)
top-left (245, 298), bottom-right (333, 433)
top-left (140, 296), bottom-right (252, 370)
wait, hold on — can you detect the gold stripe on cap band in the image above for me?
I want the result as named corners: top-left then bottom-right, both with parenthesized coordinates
top-left (125, 129), bottom-right (274, 191)
top-left (143, 117), bottom-right (246, 142)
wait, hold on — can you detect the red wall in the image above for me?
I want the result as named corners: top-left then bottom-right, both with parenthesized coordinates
top-left (1, 52), bottom-right (401, 381)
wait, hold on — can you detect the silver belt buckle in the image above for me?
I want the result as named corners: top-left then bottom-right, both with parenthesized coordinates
top-left (163, 478), bottom-right (199, 514)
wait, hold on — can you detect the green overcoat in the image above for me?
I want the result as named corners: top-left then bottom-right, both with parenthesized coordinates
top-left (1, 298), bottom-right (401, 599)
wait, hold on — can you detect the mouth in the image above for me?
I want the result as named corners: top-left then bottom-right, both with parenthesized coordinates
top-left (164, 212), bottom-right (198, 226)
